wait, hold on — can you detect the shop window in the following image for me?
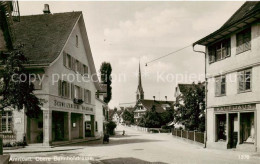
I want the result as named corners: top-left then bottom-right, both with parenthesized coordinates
top-left (241, 112), bottom-right (255, 143)
top-left (215, 75), bottom-right (226, 96)
top-left (236, 28), bottom-right (251, 54)
top-left (238, 69), bottom-right (252, 93)
top-left (216, 114), bottom-right (226, 141)
top-left (1, 111), bottom-right (12, 132)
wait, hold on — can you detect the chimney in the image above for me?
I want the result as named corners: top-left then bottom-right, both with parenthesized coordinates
top-left (43, 4), bottom-right (51, 14)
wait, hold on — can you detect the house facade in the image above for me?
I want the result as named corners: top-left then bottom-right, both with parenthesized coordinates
top-left (193, 2), bottom-right (260, 151)
top-left (0, 7), bottom-right (103, 146)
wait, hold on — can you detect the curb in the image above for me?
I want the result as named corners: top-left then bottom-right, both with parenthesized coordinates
top-left (3, 147), bottom-right (84, 154)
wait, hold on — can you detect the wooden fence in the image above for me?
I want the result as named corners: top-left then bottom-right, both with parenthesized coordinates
top-left (172, 129), bottom-right (205, 144)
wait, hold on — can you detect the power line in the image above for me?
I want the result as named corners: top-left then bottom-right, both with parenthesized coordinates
top-left (145, 44), bottom-right (192, 66)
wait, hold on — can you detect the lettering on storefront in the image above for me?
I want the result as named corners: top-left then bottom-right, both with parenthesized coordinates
top-left (53, 100), bottom-right (93, 112)
top-left (214, 104), bottom-right (256, 112)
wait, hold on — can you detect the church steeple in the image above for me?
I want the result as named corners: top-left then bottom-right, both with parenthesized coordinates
top-left (136, 62), bottom-right (144, 101)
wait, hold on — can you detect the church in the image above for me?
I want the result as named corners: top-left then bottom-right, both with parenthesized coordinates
top-left (133, 63), bottom-right (174, 124)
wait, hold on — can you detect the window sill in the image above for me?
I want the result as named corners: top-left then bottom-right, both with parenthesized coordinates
top-left (215, 94), bottom-right (226, 97)
top-left (209, 56), bottom-right (231, 64)
top-left (236, 49), bottom-right (251, 55)
top-left (238, 90), bottom-right (252, 94)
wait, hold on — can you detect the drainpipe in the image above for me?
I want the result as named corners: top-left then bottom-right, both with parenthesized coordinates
top-left (192, 44), bottom-right (207, 148)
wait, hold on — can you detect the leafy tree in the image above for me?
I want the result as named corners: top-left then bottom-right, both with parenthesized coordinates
top-left (122, 109), bottom-right (134, 125)
top-left (160, 107), bottom-right (174, 126)
top-left (139, 105), bottom-right (161, 128)
top-left (174, 82), bottom-right (205, 132)
top-left (106, 121), bottom-right (117, 135)
top-left (0, 48), bottom-right (42, 154)
top-left (100, 62), bottom-right (112, 103)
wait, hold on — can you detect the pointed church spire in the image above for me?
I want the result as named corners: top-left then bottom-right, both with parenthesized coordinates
top-left (137, 61), bottom-right (144, 101)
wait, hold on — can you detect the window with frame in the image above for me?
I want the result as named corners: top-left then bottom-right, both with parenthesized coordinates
top-left (215, 75), bottom-right (226, 96)
top-left (30, 74), bottom-right (42, 90)
top-left (236, 28), bottom-right (251, 54)
top-left (58, 80), bottom-right (70, 98)
top-left (1, 111), bottom-right (12, 132)
top-left (238, 68), bottom-right (252, 92)
top-left (76, 35), bottom-right (79, 47)
top-left (208, 38), bottom-right (231, 63)
top-left (84, 89), bottom-right (91, 103)
top-left (83, 65), bottom-right (88, 77)
top-left (66, 54), bottom-right (72, 69)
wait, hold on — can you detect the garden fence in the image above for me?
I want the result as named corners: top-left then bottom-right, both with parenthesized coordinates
top-left (172, 129), bottom-right (205, 144)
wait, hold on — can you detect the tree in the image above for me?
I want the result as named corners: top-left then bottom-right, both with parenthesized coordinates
top-left (139, 105), bottom-right (161, 128)
top-left (100, 62), bottom-right (112, 103)
top-left (0, 49), bottom-right (42, 154)
top-left (122, 109), bottom-right (134, 125)
top-left (106, 121), bottom-right (117, 135)
top-left (174, 82), bottom-right (205, 132)
top-left (160, 107), bottom-right (174, 126)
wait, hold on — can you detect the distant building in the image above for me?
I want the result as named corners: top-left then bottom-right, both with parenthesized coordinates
top-left (194, 1), bottom-right (260, 151)
top-left (134, 99), bottom-right (174, 124)
top-left (136, 62), bottom-right (144, 101)
top-left (133, 63), bottom-right (174, 124)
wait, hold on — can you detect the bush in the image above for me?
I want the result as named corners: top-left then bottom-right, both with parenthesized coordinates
top-left (106, 121), bottom-right (117, 135)
top-left (161, 125), bottom-right (171, 130)
top-left (3, 141), bottom-right (26, 147)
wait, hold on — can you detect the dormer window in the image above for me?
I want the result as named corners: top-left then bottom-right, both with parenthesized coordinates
top-left (76, 35), bottom-right (78, 47)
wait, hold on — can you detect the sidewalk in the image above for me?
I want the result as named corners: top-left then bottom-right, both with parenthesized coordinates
top-left (4, 137), bottom-right (101, 154)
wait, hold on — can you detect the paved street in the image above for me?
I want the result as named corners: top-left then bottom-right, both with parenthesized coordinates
top-left (9, 125), bottom-right (260, 164)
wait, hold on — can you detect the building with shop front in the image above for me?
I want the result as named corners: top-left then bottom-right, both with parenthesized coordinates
top-left (0, 5), bottom-right (104, 146)
top-left (193, 2), bottom-right (260, 152)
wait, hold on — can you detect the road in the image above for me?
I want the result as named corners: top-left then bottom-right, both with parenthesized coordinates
top-left (9, 125), bottom-right (260, 164)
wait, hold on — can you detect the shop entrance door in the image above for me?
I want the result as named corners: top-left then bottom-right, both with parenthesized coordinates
top-left (228, 113), bottom-right (238, 148)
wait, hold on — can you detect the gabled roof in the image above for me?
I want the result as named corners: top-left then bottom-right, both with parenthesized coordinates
top-left (135, 99), bottom-right (174, 113)
top-left (193, 2), bottom-right (260, 46)
top-left (12, 11), bottom-right (101, 90)
top-left (125, 107), bottom-right (135, 113)
top-left (177, 83), bottom-right (204, 95)
top-left (178, 84), bottom-right (194, 93)
top-left (13, 12), bottom-right (81, 64)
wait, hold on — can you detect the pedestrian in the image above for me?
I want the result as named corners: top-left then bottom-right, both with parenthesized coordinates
top-left (122, 130), bottom-right (125, 136)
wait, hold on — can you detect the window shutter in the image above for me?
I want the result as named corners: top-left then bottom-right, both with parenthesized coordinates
top-left (88, 90), bottom-right (91, 104)
top-left (238, 71), bottom-right (244, 92)
top-left (71, 83), bottom-right (75, 99)
top-left (67, 82), bottom-right (70, 98)
top-left (84, 89), bottom-right (87, 102)
top-left (80, 63), bottom-right (83, 75)
top-left (63, 52), bottom-right (67, 67)
top-left (58, 80), bottom-right (62, 96)
top-left (226, 39), bottom-right (231, 57)
top-left (215, 77), bottom-right (220, 96)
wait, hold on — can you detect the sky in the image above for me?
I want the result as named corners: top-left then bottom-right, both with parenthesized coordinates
top-left (19, 1), bottom-right (245, 109)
